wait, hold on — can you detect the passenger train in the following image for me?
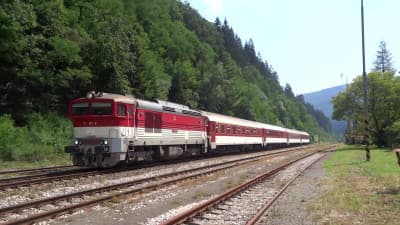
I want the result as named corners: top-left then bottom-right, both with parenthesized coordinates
top-left (64, 92), bottom-right (310, 167)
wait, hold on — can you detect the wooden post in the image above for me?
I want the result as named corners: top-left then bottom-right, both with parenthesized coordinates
top-left (361, 0), bottom-right (370, 161)
top-left (395, 149), bottom-right (400, 167)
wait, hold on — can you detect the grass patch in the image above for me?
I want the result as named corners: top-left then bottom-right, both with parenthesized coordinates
top-left (325, 145), bottom-right (399, 175)
top-left (311, 145), bottom-right (400, 225)
top-left (0, 154), bottom-right (71, 171)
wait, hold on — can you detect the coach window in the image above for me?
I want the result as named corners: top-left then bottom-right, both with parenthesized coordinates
top-left (237, 127), bottom-right (240, 134)
top-left (227, 126), bottom-right (230, 134)
top-left (221, 124), bottom-right (225, 134)
top-left (215, 124), bottom-right (218, 133)
top-left (233, 126), bottom-right (236, 134)
top-left (117, 104), bottom-right (126, 116)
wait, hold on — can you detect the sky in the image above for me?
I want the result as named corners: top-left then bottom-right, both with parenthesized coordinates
top-left (187, 0), bottom-right (400, 95)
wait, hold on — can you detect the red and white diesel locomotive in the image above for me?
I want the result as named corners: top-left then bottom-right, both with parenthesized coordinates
top-left (65, 92), bottom-right (310, 167)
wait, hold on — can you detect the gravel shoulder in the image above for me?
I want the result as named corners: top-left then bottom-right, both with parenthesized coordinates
top-left (259, 152), bottom-right (332, 225)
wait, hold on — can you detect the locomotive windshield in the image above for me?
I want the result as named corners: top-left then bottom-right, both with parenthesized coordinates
top-left (91, 102), bottom-right (112, 115)
top-left (72, 102), bottom-right (112, 115)
top-left (72, 103), bottom-right (89, 115)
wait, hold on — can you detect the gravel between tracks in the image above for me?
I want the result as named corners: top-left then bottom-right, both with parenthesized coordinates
top-left (257, 151), bottom-right (332, 225)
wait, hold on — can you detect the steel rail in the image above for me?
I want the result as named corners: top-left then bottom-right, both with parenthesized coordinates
top-left (0, 146), bottom-right (305, 216)
top-left (0, 145), bottom-right (311, 190)
top-left (1, 145), bottom-right (323, 225)
top-left (245, 152), bottom-right (328, 224)
top-left (160, 146), bottom-right (335, 225)
top-left (0, 165), bottom-right (74, 175)
top-left (0, 169), bottom-right (101, 190)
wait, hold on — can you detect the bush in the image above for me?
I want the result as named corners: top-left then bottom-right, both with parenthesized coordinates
top-left (386, 120), bottom-right (400, 149)
top-left (0, 113), bottom-right (72, 162)
top-left (26, 112), bottom-right (73, 154)
top-left (0, 115), bottom-right (25, 160)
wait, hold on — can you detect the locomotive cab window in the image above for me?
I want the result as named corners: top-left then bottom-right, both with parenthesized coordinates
top-left (117, 104), bottom-right (126, 116)
top-left (91, 102), bottom-right (112, 115)
top-left (72, 103), bottom-right (89, 115)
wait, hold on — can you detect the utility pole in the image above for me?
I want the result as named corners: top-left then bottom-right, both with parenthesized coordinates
top-left (361, 0), bottom-right (370, 161)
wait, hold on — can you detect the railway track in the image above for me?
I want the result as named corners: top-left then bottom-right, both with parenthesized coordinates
top-left (0, 168), bottom-right (100, 190)
top-left (0, 146), bottom-right (311, 191)
top-left (0, 157), bottom-right (213, 190)
top-left (0, 145), bottom-right (329, 225)
top-left (160, 146), bottom-right (334, 225)
top-left (0, 165), bottom-right (74, 176)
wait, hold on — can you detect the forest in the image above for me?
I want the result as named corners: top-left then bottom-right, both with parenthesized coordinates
top-left (0, 0), bottom-right (332, 162)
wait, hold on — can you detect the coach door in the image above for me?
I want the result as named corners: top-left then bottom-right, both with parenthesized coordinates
top-left (127, 105), bottom-right (135, 126)
top-left (262, 129), bottom-right (266, 146)
top-left (208, 121), bottom-right (216, 143)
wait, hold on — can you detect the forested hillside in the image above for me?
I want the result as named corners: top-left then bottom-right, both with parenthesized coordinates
top-left (304, 85), bottom-right (346, 136)
top-left (0, 0), bottom-right (332, 161)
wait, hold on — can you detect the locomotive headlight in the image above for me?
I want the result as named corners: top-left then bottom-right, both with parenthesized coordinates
top-left (104, 140), bottom-right (108, 145)
top-left (74, 140), bottom-right (79, 145)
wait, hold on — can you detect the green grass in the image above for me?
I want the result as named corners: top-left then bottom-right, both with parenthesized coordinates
top-left (311, 145), bottom-right (400, 225)
top-left (324, 145), bottom-right (399, 176)
top-left (0, 154), bottom-right (71, 171)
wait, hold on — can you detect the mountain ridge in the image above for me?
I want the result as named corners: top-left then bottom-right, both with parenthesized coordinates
top-left (303, 84), bottom-right (347, 135)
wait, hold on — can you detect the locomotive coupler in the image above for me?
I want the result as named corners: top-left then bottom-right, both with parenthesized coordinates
top-left (64, 146), bottom-right (81, 154)
top-left (95, 146), bottom-right (111, 157)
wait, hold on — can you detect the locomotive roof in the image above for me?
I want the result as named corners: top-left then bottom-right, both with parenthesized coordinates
top-left (73, 93), bottom-right (136, 104)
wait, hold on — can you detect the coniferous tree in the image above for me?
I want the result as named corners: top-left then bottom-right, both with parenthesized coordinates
top-left (372, 41), bottom-right (394, 73)
top-left (284, 83), bottom-right (295, 98)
